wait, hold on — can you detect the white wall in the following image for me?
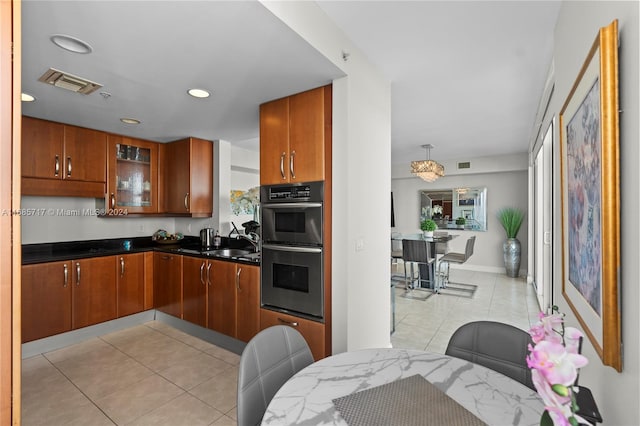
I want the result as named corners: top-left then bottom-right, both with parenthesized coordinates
top-left (260, 1), bottom-right (392, 353)
top-left (548, 2), bottom-right (639, 424)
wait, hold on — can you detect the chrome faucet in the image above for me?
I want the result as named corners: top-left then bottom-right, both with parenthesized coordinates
top-left (236, 232), bottom-right (260, 252)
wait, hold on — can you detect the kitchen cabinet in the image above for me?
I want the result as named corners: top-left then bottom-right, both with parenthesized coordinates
top-left (21, 116), bottom-right (107, 197)
top-left (153, 252), bottom-right (182, 318)
top-left (208, 259), bottom-right (237, 337)
top-left (260, 85), bottom-right (331, 185)
top-left (235, 264), bottom-right (260, 342)
top-left (22, 260), bottom-right (72, 342)
top-left (71, 256), bottom-right (117, 329)
top-left (160, 137), bottom-right (213, 217)
top-left (22, 256), bottom-right (117, 342)
top-left (182, 256), bottom-right (209, 327)
top-left (260, 308), bottom-right (326, 361)
top-left (117, 253), bottom-right (145, 318)
top-left (107, 135), bottom-right (159, 214)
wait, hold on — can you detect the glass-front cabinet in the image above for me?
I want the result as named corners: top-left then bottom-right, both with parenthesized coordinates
top-left (107, 135), bottom-right (158, 213)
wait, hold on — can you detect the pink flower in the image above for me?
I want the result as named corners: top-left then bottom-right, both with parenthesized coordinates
top-left (564, 327), bottom-right (583, 354)
top-left (529, 340), bottom-right (588, 386)
top-left (529, 323), bottom-right (546, 344)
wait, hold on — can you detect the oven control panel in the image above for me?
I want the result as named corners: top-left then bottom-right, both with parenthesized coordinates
top-left (262, 181), bottom-right (324, 203)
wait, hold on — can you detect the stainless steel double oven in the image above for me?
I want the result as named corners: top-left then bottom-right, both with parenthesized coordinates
top-left (260, 181), bottom-right (324, 321)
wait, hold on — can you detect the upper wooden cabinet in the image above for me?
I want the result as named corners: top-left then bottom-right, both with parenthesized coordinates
top-left (106, 135), bottom-right (159, 214)
top-left (260, 85), bottom-right (332, 185)
top-left (160, 137), bottom-right (213, 217)
top-left (21, 116), bottom-right (106, 197)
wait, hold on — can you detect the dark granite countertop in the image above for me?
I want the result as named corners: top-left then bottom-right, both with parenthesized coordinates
top-left (22, 235), bottom-right (260, 265)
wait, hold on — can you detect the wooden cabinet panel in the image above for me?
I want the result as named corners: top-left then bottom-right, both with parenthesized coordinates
top-left (63, 125), bottom-right (106, 182)
top-left (160, 137), bottom-right (213, 216)
top-left (21, 261), bottom-right (72, 342)
top-left (107, 135), bottom-right (158, 213)
top-left (208, 260), bottom-right (236, 336)
top-left (153, 252), bottom-right (182, 318)
top-left (71, 256), bottom-right (117, 329)
top-left (236, 264), bottom-right (260, 342)
top-left (260, 97), bottom-right (289, 184)
top-left (21, 116), bottom-right (64, 179)
top-left (260, 308), bottom-right (326, 361)
top-left (116, 253), bottom-right (145, 318)
top-left (183, 256), bottom-right (208, 327)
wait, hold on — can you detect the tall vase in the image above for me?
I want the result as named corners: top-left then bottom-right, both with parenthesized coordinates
top-left (503, 238), bottom-right (521, 278)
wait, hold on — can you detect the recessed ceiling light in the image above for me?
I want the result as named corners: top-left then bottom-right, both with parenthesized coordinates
top-left (188, 88), bottom-right (210, 98)
top-left (120, 118), bottom-right (141, 125)
top-left (21, 93), bottom-right (36, 102)
top-left (50, 34), bottom-right (93, 54)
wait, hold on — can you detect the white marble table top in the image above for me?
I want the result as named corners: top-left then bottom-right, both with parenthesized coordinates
top-left (262, 348), bottom-right (544, 426)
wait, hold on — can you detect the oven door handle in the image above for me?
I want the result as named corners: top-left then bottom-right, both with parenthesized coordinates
top-left (262, 244), bottom-right (322, 254)
top-left (261, 202), bottom-right (322, 209)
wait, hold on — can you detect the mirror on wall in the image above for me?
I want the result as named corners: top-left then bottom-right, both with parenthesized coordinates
top-left (420, 187), bottom-right (487, 231)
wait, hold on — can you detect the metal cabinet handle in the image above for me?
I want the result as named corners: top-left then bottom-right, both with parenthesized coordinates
top-left (236, 268), bottom-right (242, 291)
top-left (161, 255), bottom-right (172, 260)
top-left (63, 264), bottom-right (68, 287)
top-left (278, 318), bottom-right (299, 327)
top-left (206, 262), bottom-right (212, 286)
top-left (76, 263), bottom-right (81, 286)
top-left (54, 155), bottom-right (60, 177)
top-left (110, 193), bottom-right (116, 209)
top-left (290, 150), bottom-right (296, 179)
top-left (200, 262), bottom-right (205, 285)
top-left (67, 157), bottom-right (72, 177)
top-left (184, 193), bottom-right (190, 211)
top-left (280, 152), bottom-right (286, 179)
top-left (120, 257), bottom-right (125, 277)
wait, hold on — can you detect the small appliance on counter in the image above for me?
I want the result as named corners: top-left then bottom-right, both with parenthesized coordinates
top-left (200, 228), bottom-right (217, 248)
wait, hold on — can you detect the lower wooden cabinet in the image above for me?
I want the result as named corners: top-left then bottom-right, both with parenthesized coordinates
top-left (22, 256), bottom-right (118, 343)
top-left (235, 264), bottom-right (260, 342)
top-left (183, 256), bottom-right (208, 327)
top-left (117, 253), bottom-right (145, 318)
top-left (208, 260), bottom-right (237, 337)
top-left (153, 252), bottom-right (182, 318)
top-left (260, 308), bottom-right (326, 361)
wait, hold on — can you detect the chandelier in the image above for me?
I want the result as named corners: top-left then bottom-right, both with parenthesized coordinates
top-left (411, 144), bottom-right (445, 182)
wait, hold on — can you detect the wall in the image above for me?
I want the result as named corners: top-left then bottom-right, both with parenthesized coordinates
top-left (548, 2), bottom-right (639, 424)
top-left (392, 154), bottom-right (529, 274)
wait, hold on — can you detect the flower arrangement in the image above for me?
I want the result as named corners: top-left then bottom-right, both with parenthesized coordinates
top-left (432, 204), bottom-right (443, 216)
top-left (527, 306), bottom-right (589, 426)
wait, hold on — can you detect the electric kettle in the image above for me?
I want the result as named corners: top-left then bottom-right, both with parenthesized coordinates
top-left (200, 228), bottom-right (215, 248)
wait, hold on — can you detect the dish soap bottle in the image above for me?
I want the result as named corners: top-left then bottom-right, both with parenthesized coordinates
top-left (213, 230), bottom-right (221, 248)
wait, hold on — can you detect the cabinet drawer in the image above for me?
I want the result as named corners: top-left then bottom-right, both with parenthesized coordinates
top-left (260, 308), bottom-right (326, 361)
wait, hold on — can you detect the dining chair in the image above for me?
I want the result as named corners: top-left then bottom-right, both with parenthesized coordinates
top-left (237, 325), bottom-right (314, 426)
top-left (433, 231), bottom-right (450, 258)
top-left (437, 235), bottom-right (475, 288)
top-left (402, 239), bottom-right (438, 297)
top-left (390, 232), bottom-right (403, 266)
top-left (445, 320), bottom-right (535, 390)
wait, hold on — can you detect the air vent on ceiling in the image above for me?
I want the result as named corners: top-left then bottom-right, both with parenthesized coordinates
top-left (38, 68), bottom-right (102, 95)
top-left (458, 161), bottom-right (471, 169)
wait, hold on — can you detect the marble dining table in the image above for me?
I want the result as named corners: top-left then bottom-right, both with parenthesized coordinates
top-left (262, 348), bottom-right (544, 426)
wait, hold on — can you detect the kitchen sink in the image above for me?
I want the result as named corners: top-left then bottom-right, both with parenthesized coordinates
top-left (203, 248), bottom-right (253, 258)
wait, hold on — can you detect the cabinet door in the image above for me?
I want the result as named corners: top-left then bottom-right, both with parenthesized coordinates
top-left (71, 256), bottom-right (117, 329)
top-left (160, 139), bottom-right (191, 214)
top-left (182, 256), bottom-right (207, 327)
top-left (117, 253), bottom-right (145, 318)
top-left (187, 138), bottom-right (213, 215)
top-left (259, 97), bottom-right (290, 185)
top-left (153, 252), bottom-right (182, 318)
top-left (63, 124), bottom-right (106, 182)
top-left (236, 264), bottom-right (260, 342)
top-left (260, 308), bottom-right (326, 361)
top-left (107, 135), bottom-right (158, 213)
top-left (21, 261), bottom-right (72, 342)
top-left (21, 116), bottom-right (64, 179)
top-left (208, 260), bottom-right (237, 336)
top-left (288, 86), bottom-right (327, 183)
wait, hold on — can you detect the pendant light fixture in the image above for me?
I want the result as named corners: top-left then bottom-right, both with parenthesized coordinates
top-left (411, 144), bottom-right (445, 182)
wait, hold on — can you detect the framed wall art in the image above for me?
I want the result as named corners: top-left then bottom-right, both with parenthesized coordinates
top-left (559, 20), bottom-right (621, 371)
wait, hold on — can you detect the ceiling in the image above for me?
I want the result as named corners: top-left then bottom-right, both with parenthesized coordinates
top-left (21, 1), bottom-right (561, 164)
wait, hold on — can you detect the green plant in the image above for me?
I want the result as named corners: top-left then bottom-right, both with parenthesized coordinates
top-left (498, 207), bottom-right (525, 239)
top-left (455, 216), bottom-right (466, 225)
top-left (420, 219), bottom-right (437, 232)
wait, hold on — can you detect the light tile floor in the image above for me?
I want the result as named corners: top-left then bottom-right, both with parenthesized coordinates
top-left (22, 268), bottom-right (540, 425)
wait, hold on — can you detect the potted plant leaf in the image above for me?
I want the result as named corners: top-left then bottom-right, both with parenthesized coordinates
top-left (420, 219), bottom-right (437, 238)
top-left (497, 207), bottom-right (525, 277)
top-left (455, 216), bottom-right (466, 229)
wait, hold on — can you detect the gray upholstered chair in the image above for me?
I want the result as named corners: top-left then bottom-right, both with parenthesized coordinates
top-left (438, 235), bottom-right (475, 287)
top-left (402, 239), bottom-right (437, 296)
top-left (237, 325), bottom-right (314, 426)
top-left (445, 320), bottom-right (535, 390)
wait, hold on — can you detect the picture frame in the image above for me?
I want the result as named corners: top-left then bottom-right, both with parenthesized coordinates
top-left (559, 20), bottom-right (621, 371)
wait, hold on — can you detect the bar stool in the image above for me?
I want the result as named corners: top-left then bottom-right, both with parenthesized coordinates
top-left (402, 239), bottom-right (438, 299)
top-left (438, 236), bottom-right (476, 288)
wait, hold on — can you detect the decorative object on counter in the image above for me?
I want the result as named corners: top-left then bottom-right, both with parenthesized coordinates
top-left (231, 187), bottom-right (260, 215)
top-left (152, 229), bottom-right (184, 244)
top-left (411, 144), bottom-right (445, 182)
top-left (122, 240), bottom-right (132, 250)
top-left (497, 207), bottom-right (524, 277)
top-left (527, 306), bottom-right (592, 426)
top-left (455, 216), bottom-right (466, 229)
top-left (420, 219), bottom-right (437, 238)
